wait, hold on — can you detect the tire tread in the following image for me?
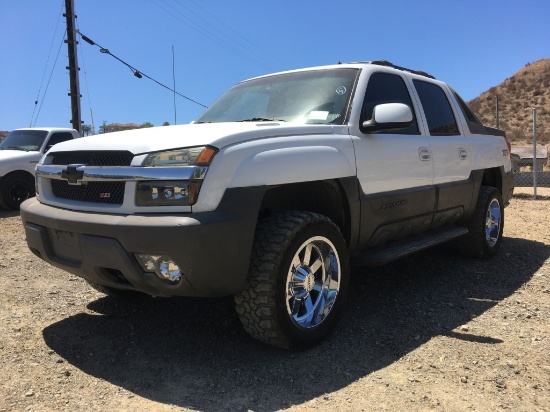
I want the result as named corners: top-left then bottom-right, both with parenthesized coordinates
top-left (235, 211), bottom-right (345, 348)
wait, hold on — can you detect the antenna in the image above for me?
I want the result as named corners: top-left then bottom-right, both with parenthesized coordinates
top-left (172, 45), bottom-right (177, 125)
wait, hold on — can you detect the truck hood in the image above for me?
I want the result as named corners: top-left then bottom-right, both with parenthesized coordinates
top-left (47, 123), bottom-right (335, 155)
top-left (0, 150), bottom-right (41, 162)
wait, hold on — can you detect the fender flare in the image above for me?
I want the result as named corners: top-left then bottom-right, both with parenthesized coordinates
top-left (228, 145), bottom-right (356, 188)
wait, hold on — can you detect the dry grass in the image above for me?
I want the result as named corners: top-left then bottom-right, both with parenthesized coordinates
top-left (469, 58), bottom-right (550, 146)
top-left (513, 185), bottom-right (550, 200)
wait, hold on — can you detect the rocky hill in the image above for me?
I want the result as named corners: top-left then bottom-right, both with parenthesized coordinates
top-left (468, 58), bottom-right (550, 145)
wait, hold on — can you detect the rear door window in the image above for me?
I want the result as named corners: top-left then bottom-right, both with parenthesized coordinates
top-left (413, 80), bottom-right (459, 135)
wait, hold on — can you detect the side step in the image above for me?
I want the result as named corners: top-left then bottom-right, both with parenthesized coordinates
top-left (352, 226), bottom-right (468, 266)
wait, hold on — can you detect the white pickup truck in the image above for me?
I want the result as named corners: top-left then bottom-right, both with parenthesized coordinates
top-left (21, 61), bottom-right (514, 348)
top-left (0, 128), bottom-right (79, 210)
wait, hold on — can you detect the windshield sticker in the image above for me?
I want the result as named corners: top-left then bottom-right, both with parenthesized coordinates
top-left (309, 111), bottom-right (329, 120)
top-left (336, 86), bottom-right (347, 95)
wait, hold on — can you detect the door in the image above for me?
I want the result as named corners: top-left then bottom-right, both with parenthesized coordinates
top-left (351, 72), bottom-right (434, 249)
top-left (411, 80), bottom-right (474, 227)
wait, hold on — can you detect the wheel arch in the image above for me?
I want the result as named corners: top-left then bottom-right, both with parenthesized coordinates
top-left (480, 167), bottom-right (504, 195)
top-left (1, 169), bottom-right (35, 183)
top-left (257, 177), bottom-right (360, 255)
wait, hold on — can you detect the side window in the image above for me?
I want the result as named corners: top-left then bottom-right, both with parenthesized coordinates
top-left (361, 72), bottom-right (419, 134)
top-left (46, 132), bottom-right (74, 150)
top-left (413, 80), bottom-right (459, 135)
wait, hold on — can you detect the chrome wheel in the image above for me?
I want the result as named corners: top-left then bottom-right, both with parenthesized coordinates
top-left (458, 186), bottom-right (504, 259)
top-left (485, 198), bottom-right (501, 247)
top-left (286, 236), bottom-right (340, 329)
top-left (235, 211), bottom-right (349, 348)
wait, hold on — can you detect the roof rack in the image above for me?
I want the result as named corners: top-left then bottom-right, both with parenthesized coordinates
top-left (367, 60), bottom-right (436, 79)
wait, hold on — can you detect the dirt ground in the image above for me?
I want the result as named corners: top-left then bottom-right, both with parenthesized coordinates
top-left (0, 195), bottom-right (548, 412)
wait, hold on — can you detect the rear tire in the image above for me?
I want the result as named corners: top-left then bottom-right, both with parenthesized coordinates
top-left (458, 186), bottom-right (504, 258)
top-left (235, 211), bottom-right (350, 349)
top-left (0, 173), bottom-right (35, 210)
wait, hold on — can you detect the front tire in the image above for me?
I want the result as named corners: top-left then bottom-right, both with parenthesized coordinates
top-left (235, 211), bottom-right (350, 349)
top-left (458, 186), bottom-right (504, 258)
top-left (0, 173), bottom-right (35, 210)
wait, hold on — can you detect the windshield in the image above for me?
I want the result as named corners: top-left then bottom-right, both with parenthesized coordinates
top-left (0, 130), bottom-right (48, 152)
top-left (197, 68), bottom-right (359, 125)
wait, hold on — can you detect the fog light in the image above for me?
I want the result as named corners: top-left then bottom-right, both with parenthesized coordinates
top-left (155, 257), bottom-right (181, 282)
top-left (136, 254), bottom-right (182, 284)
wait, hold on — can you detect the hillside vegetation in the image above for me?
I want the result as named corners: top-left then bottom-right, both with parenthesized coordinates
top-left (468, 58), bottom-right (550, 145)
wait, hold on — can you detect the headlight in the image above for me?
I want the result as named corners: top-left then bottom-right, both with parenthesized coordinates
top-left (141, 146), bottom-right (217, 167)
top-left (136, 146), bottom-right (217, 207)
top-left (136, 180), bottom-right (201, 206)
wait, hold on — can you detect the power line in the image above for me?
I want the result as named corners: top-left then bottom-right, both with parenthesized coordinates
top-left (149, 0), bottom-right (254, 64)
top-left (148, 0), bottom-right (277, 70)
top-left (185, 0), bottom-right (283, 67)
top-left (76, 30), bottom-right (207, 108)
top-left (30, 0), bottom-right (65, 127)
top-left (34, 30), bottom-right (66, 127)
top-left (76, 20), bottom-right (96, 134)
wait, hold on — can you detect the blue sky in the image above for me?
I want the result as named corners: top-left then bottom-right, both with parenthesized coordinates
top-left (1, 0), bottom-right (548, 132)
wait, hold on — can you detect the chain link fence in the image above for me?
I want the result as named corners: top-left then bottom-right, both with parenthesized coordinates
top-left (512, 144), bottom-right (550, 199)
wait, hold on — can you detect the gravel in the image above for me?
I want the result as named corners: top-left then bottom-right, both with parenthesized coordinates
top-left (0, 197), bottom-right (548, 412)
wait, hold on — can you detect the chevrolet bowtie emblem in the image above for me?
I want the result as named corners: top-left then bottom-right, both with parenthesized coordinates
top-left (61, 164), bottom-right (85, 185)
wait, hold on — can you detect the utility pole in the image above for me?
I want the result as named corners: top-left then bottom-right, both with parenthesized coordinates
top-left (533, 108), bottom-right (537, 200)
top-left (495, 95), bottom-right (499, 129)
top-left (64, 0), bottom-right (82, 136)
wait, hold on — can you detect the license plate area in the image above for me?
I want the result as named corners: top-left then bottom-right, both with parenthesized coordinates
top-left (49, 229), bottom-right (81, 262)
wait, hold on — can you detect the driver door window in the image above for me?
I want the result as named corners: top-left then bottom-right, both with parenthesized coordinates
top-left (361, 72), bottom-right (419, 134)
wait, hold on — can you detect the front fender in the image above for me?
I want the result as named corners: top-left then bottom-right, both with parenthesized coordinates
top-left (228, 145), bottom-right (356, 188)
top-left (193, 135), bottom-right (356, 213)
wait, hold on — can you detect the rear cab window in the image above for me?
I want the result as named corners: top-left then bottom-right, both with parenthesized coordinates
top-left (452, 90), bottom-right (487, 134)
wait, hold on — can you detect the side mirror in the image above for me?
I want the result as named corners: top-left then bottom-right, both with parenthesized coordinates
top-left (361, 103), bottom-right (413, 133)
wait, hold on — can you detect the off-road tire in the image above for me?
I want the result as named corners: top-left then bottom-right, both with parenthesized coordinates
top-left (235, 211), bottom-right (350, 349)
top-left (0, 173), bottom-right (35, 210)
top-left (458, 186), bottom-right (504, 258)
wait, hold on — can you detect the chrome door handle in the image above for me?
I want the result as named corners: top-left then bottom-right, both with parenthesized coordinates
top-left (418, 147), bottom-right (431, 161)
top-left (459, 148), bottom-right (468, 160)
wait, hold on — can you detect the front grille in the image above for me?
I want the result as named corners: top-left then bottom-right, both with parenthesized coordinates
top-left (51, 180), bottom-right (125, 204)
top-left (51, 151), bottom-right (134, 166)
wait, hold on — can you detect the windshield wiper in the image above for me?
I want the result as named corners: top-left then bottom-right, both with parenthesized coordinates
top-left (3, 146), bottom-right (28, 151)
top-left (236, 117), bottom-right (286, 122)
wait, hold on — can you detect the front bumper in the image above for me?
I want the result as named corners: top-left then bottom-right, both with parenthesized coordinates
top-left (20, 187), bottom-right (265, 297)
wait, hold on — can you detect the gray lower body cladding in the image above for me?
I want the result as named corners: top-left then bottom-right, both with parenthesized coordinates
top-left (502, 169), bottom-right (514, 205)
top-left (20, 187), bottom-right (266, 297)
